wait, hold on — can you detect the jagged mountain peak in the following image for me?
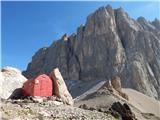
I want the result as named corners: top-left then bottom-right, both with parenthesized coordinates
top-left (152, 18), bottom-right (160, 30)
top-left (23, 5), bottom-right (160, 100)
top-left (105, 4), bottom-right (113, 11)
top-left (153, 18), bottom-right (160, 23)
top-left (137, 16), bottom-right (146, 22)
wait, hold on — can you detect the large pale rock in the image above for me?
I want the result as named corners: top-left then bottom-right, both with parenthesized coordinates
top-left (50, 68), bottom-right (74, 105)
top-left (110, 77), bottom-right (129, 100)
top-left (0, 66), bottom-right (27, 99)
top-left (23, 5), bottom-right (160, 99)
top-left (111, 76), bottom-right (122, 92)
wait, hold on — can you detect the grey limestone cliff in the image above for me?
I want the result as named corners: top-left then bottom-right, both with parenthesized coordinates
top-left (23, 5), bottom-right (160, 99)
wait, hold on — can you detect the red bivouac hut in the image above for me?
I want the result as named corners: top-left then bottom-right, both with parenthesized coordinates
top-left (22, 74), bottom-right (53, 97)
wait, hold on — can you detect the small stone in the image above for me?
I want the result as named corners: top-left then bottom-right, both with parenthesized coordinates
top-left (79, 104), bottom-right (88, 110)
top-left (32, 96), bottom-right (43, 103)
top-left (52, 101), bottom-right (63, 106)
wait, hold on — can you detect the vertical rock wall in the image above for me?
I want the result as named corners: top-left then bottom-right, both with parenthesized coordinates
top-left (23, 5), bottom-right (160, 99)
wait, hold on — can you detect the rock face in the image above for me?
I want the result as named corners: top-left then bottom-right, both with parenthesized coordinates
top-left (0, 67), bottom-right (27, 99)
top-left (23, 5), bottom-right (160, 99)
top-left (50, 68), bottom-right (74, 106)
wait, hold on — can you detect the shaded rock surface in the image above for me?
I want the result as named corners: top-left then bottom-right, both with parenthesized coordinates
top-left (110, 102), bottom-right (137, 120)
top-left (23, 5), bottom-right (160, 99)
top-left (0, 66), bottom-right (27, 99)
top-left (75, 86), bottom-right (160, 120)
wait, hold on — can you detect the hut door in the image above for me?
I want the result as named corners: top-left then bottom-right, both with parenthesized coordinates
top-left (34, 79), bottom-right (40, 96)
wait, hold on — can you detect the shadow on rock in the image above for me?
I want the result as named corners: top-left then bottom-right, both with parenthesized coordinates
top-left (109, 102), bottom-right (137, 120)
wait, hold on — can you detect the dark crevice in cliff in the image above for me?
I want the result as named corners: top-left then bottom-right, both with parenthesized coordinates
top-left (114, 9), bottom-right (129, 82)
top-left (65, 40), bottom-right (71, 78)
top-left (149, 61), bottom-right (160, 86)
top-left (66, 38), bottom-right (82, 80)
top-left (114, 10), bottom-right (127, 51)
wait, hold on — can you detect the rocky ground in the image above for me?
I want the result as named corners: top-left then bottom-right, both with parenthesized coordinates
top-left (1, 86), bottom-right (160, 120)
top-left (66, 79), bottom-right (160, 120)
top-left (0, 67), bottom-right (117, 120)
top-left (1, 99), bottom-right (116, 120)
top-left (1, 67), bottom-right (160, 120)
top-left (75, 88), bottom-right (160, 120)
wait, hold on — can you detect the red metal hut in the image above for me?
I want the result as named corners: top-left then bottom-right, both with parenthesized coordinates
top-left (22, 74), bottom-right (53, 97)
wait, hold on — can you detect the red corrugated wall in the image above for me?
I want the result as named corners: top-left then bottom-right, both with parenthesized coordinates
top-left (22, 74), bottom-right (53, 97)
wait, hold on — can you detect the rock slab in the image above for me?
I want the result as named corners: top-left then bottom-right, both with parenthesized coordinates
top-left (50, 68), bottom-right (74, 105)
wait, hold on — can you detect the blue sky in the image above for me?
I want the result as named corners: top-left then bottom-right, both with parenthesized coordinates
top-left (1, 1), bottom-right (160, 71)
